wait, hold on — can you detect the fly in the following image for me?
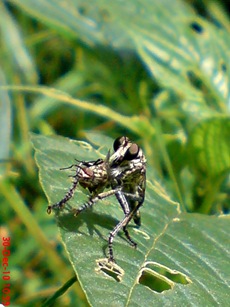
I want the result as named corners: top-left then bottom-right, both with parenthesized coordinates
top-left (47, 136), bottom-right (146, 262)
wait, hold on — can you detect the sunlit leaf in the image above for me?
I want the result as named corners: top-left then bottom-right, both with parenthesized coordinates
top-left (32, 133), bottom-right (230, 306)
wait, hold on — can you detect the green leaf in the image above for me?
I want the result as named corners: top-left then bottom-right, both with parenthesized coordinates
top-left (31, 133), bottom-right (230, 306)
top-left (0, 3), bottom-right (38, 84)
top-left (12, 0), bottom-right (229, 120)
top-left (187, 117), bottom-right (230, 177)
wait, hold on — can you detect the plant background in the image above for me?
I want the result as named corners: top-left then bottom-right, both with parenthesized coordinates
top-left (0, 0), bottom-right (229, 306)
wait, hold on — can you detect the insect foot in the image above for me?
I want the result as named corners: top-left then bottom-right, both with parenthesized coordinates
top-left (47, 201), bottom-right (65, 214)
top-left (48, 136), bottom-right (146, 262)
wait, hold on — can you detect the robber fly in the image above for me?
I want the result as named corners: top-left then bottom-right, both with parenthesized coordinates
top-left (47, 136), bottom-right (146, 262)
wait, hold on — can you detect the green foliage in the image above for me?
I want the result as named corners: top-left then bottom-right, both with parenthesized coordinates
top-left (0, 0), bottom-right (229, 306)
top-left (188, 117), bottom-right (230, 177)
top-left (32, 133), bottom-right (230, 306)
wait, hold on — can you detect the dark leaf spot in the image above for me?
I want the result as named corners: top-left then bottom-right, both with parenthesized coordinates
top-left (190, 22), bottom-right (204, 34)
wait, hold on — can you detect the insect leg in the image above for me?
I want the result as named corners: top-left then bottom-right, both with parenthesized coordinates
top-left (115, 190), bottom-right (130, 215)
top-left (73, 188), bottom-right (122, 216)
top-left (59, 164), bottom-right (76, 170)
top-left (115, 191), bottom-right (137, 251)
top-left (47, 165), bottom-right (80, 214)
top-left (122, 192), bottom-right (144, 226)
top-left (47, 176), bottom-right (79, 214)
top-left (122, 202), bottom-right (143, 246)
top-left (121, 192), bottom-right (143, 202)
top-left (108, 212), bottom-right (134, 262)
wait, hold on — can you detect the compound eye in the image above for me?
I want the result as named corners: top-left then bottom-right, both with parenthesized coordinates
top-left (113, 136), bottom-right (127, 151)
top-left (123, 143), bottom-right (139, 160)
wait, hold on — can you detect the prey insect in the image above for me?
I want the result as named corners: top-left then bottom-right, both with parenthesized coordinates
top-left (47, 136), bottom-right (146, 262)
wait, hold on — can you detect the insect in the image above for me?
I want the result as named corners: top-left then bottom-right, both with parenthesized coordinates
top-left (47, 136), bottom-right (146, 262)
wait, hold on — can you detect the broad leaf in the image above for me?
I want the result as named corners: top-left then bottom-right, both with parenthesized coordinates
top-left (12, 0), bottom-right (229, 120)
top-left (32, 134), bottom-right (230, 306)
